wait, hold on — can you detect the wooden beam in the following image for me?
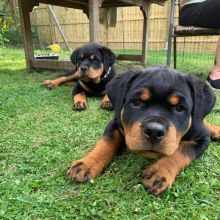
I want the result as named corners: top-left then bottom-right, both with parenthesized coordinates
top-left (30, 60), bottom-right (75, 70)
top-left (39, 0), bottom-right (85, 10)
top-left (117, 54), bottom-right (142, 61)
top-left (89, 0), bottom-right (100, 43)
top-left (18, 0), bottom-right (34, 71)
top-left (141, 3), bottom-right (150, 65)
top-left (119, 0), bottom-right (144, 7)
top-left (39, 0), bottom-right (138, 8)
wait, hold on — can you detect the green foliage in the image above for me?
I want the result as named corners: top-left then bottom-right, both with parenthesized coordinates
top-left (31, 26), bottom-right (41, 48)
top-left (0, 13), bottom-right (41, 48)
top-left (0, 48), bottom-right (219, 219)
top-left (0, 15), bottom-right (12, 46)
top-left (0, 14), bottom-right (22, 47)
top-left (5, 19), bottom-right (22, 46)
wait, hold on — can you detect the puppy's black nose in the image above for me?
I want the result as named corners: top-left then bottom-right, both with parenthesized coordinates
top-left (143, 122), bottom-right (166, 144)
top-left (80, 66), bottom-right (88, 73)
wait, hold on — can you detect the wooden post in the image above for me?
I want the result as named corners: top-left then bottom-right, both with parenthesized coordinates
top-left (89, 0), bottom-right (100, 43)
top-left (141, 3), bottom-right (150, 66)
top-left (167, 0), bottom-right (175, 67)
top-left (18, 0), bottom-right (34, 71)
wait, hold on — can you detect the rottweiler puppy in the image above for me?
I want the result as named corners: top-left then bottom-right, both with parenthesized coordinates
top-left (42, 43), bottom-right (116, 110)
top-left (67, 66), bottom-right (220, 195)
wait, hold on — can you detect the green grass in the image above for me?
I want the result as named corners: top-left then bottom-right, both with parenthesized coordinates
top-left (33, 48), bottom-right (215, 78)
top-left (105, 48), bottom-right (215, 79)
top-left (0, 47), bottom-right (220, 220)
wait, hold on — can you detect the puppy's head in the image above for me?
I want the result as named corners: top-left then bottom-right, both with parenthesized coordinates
top-left (70, 43), bottom-right (116, 83)
top-left (107, 66), bottom-right (215, 158)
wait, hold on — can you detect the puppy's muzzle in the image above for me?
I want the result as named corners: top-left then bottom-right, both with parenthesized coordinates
top-left (80, 66), bottom-right (88, 74)
top-left (142, 120), bottom-right (167, 144)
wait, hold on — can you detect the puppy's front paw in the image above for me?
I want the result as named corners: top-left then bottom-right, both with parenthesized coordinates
top-left (67, 157), bottom-right (104, 182)
top-left (204, 122), bottom-right (220, 142)
top-left (210, 125), bottom-right (220, 142)
top-left (73, 101), bottom-right (87, 111)
top-left (142, 163), bottom-right (175, 195)
top-left (101, 99), bottom-right (113, 110)
top-left (42, 80), bottom-right (57, 90)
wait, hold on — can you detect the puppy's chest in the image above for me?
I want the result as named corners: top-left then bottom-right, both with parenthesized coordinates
top-left (79, 70), bottom-right (115, 95)
top-left (79, 79), bottom-right (106, 95)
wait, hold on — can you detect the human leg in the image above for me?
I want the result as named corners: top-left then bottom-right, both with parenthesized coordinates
top-left (179, 0), bottom-right (220, 28)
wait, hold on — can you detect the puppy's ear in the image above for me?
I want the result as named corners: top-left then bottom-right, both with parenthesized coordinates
top-left (70, 47), bottom-right (80, 67)
top-left (100, 46), bottom-right (117, 72)
top-left (107, 69), bottom-right (140, 120)
top-left (186, 75), bottom-right (216, 137)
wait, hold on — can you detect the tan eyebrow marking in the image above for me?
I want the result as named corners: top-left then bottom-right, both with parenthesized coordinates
top-left (140, 89), bottom-right (151, 101)
top-left (168, 93), bottom-right (180, 105)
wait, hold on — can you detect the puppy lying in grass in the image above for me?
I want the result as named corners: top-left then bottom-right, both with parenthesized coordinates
top-left (68, 66), bottom-right (220, 195)
top-left (42, 43), bottom-right (116, 110)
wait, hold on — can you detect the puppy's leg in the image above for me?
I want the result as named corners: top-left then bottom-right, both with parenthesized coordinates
top-left (68, 121), bottom-right (122, 182)
top-left (142, 138), bottom-right (210, 195)
top-left (204, 121), bottom-right (220, 141)
top-left (73, 92), bottom-right (87, 111)
top-left (101, 94), bottom-right (113, 110)
top-left (72, 85), bottom-right (87, 111)
top-left (42, 69), bottom-right (79, 90)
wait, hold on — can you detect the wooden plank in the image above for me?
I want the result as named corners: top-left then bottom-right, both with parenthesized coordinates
top-left (39, 0), bottom-right (86, 10)
top-left (141, 3), bottom-right (150, 65)
top-left (119, 0), bottom-right (144, 7)
top-left (30, 59), bottom-right (75, 70)
top-left (38, 0), bottom-right (158, 8)
top-left (18, 0), bottom-right (34, 71)
top-left (117, 54), bottom-right (142, 61)
top-left (89, 0), bottom-right (99, 43)
top-left (101, 2), bottom-right (135, 7)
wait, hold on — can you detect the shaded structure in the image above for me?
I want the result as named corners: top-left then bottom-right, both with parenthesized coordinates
top-left (18, 0), bottom-right (166, 70)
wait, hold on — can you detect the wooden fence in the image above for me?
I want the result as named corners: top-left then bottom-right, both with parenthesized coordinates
top-left (29, 1), bottom-right (218, 54)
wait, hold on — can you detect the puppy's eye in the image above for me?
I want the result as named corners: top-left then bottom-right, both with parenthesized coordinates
top-left (174, 104), bottom-right (185, 113)
top-left (131, 99), bottom-right (141, 107)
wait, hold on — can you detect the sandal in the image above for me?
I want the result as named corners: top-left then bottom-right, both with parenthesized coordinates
top-left (206, 73), bottom-right (220, 90)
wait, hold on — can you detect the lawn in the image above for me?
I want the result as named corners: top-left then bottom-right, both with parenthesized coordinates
top-left (0, 48), bottom-right (220, 220)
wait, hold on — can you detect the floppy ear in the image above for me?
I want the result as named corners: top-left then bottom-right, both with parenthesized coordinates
top-left (186, 75), bottom-right (216, 137)
top-left (100, 46), bottom-right (117, 72)
top-left (70, 47), bottom-right (81, 67)
top-left (107, 69), bottom-right (141, 120)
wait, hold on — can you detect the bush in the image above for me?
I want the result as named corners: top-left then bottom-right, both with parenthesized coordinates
top-left (0, 15), bottom-right (22, 47)
top-left (0, 14), bottom-right (41, 48)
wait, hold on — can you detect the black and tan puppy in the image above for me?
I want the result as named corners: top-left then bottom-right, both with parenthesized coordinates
top-left (67, 66), bottom-right (220, 195)
top-left (42, 43), bottom-right (116, 110)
